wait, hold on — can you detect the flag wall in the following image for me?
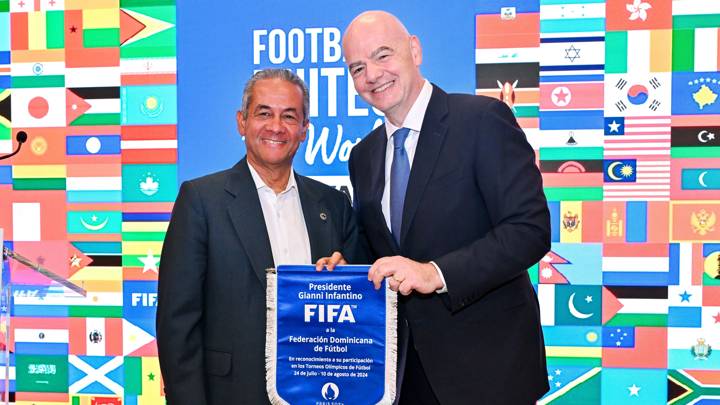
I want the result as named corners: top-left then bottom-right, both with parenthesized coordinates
top-left (478, 1), bottom-right (720, 404)
top-left (1, 1), bottom-right (175, 403)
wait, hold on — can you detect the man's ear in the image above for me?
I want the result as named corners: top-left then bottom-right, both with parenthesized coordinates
top-left (236, 110), bottom-right (246, 135)
top-left (410, 35), bottom-right (422, 66)
top-left (299, 119), bottom-right (309, 142)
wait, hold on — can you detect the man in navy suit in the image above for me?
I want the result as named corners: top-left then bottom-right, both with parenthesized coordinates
top-left (341, 11), bottom-right (551, 404)
top-left (157, 69), bottom-right (366, 404)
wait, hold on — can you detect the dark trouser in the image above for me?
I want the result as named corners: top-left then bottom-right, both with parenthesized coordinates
top-left (399, 332), bottom-right (441, 405)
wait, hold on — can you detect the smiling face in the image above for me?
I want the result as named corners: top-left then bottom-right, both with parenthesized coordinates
top-left (343, 11), bottom-right (425, 126)
top-left (237, 78), bottom-right (308, 173)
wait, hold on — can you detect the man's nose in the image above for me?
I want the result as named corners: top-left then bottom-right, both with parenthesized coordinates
top-left (365, 62), bottom-right (382, 83)
top-left (267, 115), bottom-right (283, 132)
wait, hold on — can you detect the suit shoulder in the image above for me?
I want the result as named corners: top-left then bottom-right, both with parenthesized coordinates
top-left (180, 166), bottom-right (235, 193)
top-left (350, 125), bottom-right (384, 156)
top-left (298, 175), bottom-right (349, 203)
top-left (447, 93), bottom-right (504, 112)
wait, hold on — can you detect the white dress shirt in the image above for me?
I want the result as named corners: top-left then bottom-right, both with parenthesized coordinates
top-left (381, 80), bottom-right (448, 293)
top-left (248, 162), bottom-right (312, 266)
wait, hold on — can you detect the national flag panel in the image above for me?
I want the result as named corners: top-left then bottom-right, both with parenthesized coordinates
top-left (120, 5), bottom-right (176, 58)
top-left (667, 369), bottom-right (720, 405)
top-left (15, 354), bottom-right (68, 393)
top-left (672, 72), bottom-right (720, 115)
top-left (9, 10), bottom-right (65, 51)
top-left (602, 286), bottom-right (668, 327)
top-left (120, 56), bottom-right (176, 85)
top-left (671, 124), bottom-right (720, 158)
top-left (601, 326), bottom-right (635, 348)
top-left (539, 0), bottom-right (606, 35)
top-left (11, 60), bottom-right (65, 88)
top-left (539, 35), bottom-right (605, 82)
top-left (475, 11), bottom-right (539, 49)
top-left (673, 1), bottom-right (720, 30)
top-left (120, 125), bottom-right (176, 163)
top-left (123, 355), bottom-right (165, 403)
top-left (0, 189), bottom-right (66, 241)
top-left (69, 318), bottom-right (123, 356)
top-left (606, 0), bottom-right (672, 31)
top-left (120, 84), bottom-right (176, 125)
top-left (67, 210), bottom-right (122, 235)
top-left (553, 284), bottom-right (602, 326)
top-left (603, 116), bottom-right (671, 200)
top-left (67, 86), bottom-right (121, 126)
top-left (541, 243), bottom-right (602, 285)
top-left (64, 9), bottom-right (120, 68)
top-left (671, 158), bottom-right (720, 200)
top-left (66, 135), bottom-right (121, 156)
top-left (701, 243), bottom-right (720, 284)
top-left (605, 73), bottom-right (670, 116)
top-left (10, 87), bottom-right (66, 127)
top-left (66, 164), bottom-right (121, 203)
top-left (122, 318), bottom-right (156, 357)
top-left (12, 164), bottom-right (66, 190)
top-left (602, 243), bottom-right (670, 286)
top-left (68, 355), bottom-right (123, 396)
top-left (66, 66), bottom-right (120, 88)
top-left (672, 27), bottom-right (720, 72)
top-left (122, 219), bottom-right (165, 279)
top-left (539, 82), bottom-right (604, 111)
top-left (475, 62), bottom-right (539, 120)
top-left (600, 368), bottom-right (667, 404)
top-left (121, 164), bottom-right (177, 203)
top-left (671, 201), bottom-right (720, 242)
top-left (668, 325), bottom-right (720, 369)
top-left (605, 29), bottom-right (671, 74)
top-left (601, 327), bottom-right (668, 368)
top-left (548, 202), bottom-right (603, 243)
top-left (538, 366), bottom-right (601, 405)
top-left (11, 317), bottom-right (69, 355)
top-left (7, 127), bottom-right (66, 165)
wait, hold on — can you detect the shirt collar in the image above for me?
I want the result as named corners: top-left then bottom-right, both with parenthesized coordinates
top-left (385, 79), bottom-right (433, 139)
top-left (247, 160), bottom-right (297, 193)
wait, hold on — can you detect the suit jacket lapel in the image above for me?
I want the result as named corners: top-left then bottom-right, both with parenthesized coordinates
top-left (401, 85), bottom-right (449, 247)
top-left (297, 175), bottom-right (329, 261)
top-left (225, 158), bottom-right (274, 288)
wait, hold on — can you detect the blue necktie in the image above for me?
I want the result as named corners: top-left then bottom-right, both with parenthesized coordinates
top-left (390, 127), bottom-right (411, 246)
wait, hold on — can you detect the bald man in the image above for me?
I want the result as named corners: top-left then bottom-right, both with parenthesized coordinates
top-left (343, 11), bottom-right (551, 404)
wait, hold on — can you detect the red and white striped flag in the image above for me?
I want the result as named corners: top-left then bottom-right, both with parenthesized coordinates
top-left (604, 116), bottom-right (670, 201)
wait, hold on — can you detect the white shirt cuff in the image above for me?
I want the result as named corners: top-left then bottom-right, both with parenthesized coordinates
top-left (429, 261), bottom-right (447, 294)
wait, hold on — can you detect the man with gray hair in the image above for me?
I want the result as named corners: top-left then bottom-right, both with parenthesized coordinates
top-left (157, 68), bottom-right (367, 404)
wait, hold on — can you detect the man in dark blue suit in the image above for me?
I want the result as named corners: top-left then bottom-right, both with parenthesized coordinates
top-left (156, 69), bottom-right (366, 404)
top-left (342, 11), bottom-right (551, 404)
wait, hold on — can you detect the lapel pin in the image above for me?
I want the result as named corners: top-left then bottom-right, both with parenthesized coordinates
top-left (320, 212), bottom-right (327, 221)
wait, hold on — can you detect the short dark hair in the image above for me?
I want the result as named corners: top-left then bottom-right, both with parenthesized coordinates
top-left (241, 68), bottom-right (309, 122)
